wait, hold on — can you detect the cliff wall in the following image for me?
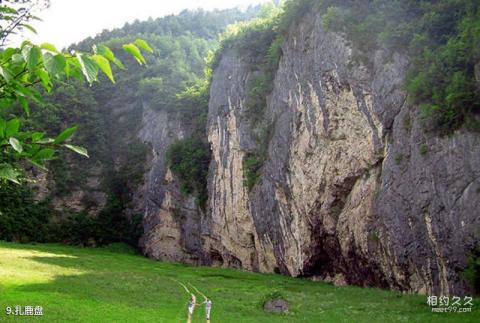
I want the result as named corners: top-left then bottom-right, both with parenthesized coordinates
top-left (141, 10), bottom-right (480, 295)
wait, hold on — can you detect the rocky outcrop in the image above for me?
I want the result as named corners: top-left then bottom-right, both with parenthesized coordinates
top-left (140, 10), bottom-right (480, 296)
top-left (139, 104), bottom-right (205, 264)
top-left (206, 13), bottom-right (479, 295)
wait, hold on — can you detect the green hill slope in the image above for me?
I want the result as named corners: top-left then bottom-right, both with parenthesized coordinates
top-left (0, 242), bottom-right (477, 322)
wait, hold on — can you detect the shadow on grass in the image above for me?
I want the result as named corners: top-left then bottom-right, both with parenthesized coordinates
top-left (2, 244), bottom-right (293, 321)
top-left (6, 245), bottom-right (261, 312)
top-left (17, 257), bottom-right (185, 310)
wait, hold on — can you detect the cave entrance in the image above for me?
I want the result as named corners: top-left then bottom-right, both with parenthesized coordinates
top-left (209, 249), bottom-right (224, 267)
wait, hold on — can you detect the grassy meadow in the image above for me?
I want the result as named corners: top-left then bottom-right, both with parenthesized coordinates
top-left (0, 242), bottom-right (477, 322)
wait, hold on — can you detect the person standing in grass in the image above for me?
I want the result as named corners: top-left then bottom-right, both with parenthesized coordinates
top-left (204, 297), bottom-right (212, 322)
top-left (187, 295), bottom-right (196, 323)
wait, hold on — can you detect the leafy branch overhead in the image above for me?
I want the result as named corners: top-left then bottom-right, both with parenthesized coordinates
top-left (0, 4), bottom-right (153, 185)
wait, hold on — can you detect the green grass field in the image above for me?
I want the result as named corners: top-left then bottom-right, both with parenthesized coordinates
top-left (0, 242), bottom-right (477, 322)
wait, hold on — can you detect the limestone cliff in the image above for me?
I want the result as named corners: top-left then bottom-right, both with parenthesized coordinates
top-left (138, 104), bottom-right (205, 264)
top-left (140, 11), bottom-right (480, 296)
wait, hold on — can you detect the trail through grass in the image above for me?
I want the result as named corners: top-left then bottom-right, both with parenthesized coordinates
top-left (0, 242), bottom-right (478, 322)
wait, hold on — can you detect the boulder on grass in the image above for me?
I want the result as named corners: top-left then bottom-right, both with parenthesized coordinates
top-left (264, 299), bottom-right (289, 314)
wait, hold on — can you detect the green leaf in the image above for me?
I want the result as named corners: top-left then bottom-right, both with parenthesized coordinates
top-left (22, 45), bottom-right (32, 64)
top-left (9, 137), bottom-right (23, 153)
top-left (92, 54), bottom-right (114, 83)
top-left (27, 46), bottom-right (41, 71)
top-left (0, 99), bottom-right (14, 110)
top-left (31, 132), bottom-right (44, 142)
top-left (122, 43), bottom-right (146, 65)
top-left (18, 96), bottom-right (30, 116)
top-left (0, 163), bottom-right (21, 184)
top-left (20, 23), bottom-right (37, 34)
top-left (53, 126), bottom-right (77, 144)
top-left (20, 40), bottom-right (32, 49)
top-left (27, 159), bottom-right (48, 172)
top-left (76, 53), bottom-right (98, 84)
top-left (95, 45), bottom-right (125, 70)
top-left (43, 52), bottom-right (66, 77)
top-left (36, 138), bottom-right (54, 144)
top-left (40, 42), bottom-right (59, 53)
top-left (36, 68), bottom-right (52, 92)
top-left (0, 6), bottom-right (17, 14)
top-left (0, 66), bottom-right (13, 81)
top-left (112, 57), bottom-right (126, 70)
top-left (34, 148), bottom-right (55, 161)
top-left (64, 144), bottom-right (89, 158)
top-left (64, 59), bottom-right (73, 78)
top-left (134, 39), bottom-right (154, 53)
top-left (2, 48), bottom-right (16, 61)
top-left (5, 119), bottom-right (20, 137)
top-left (0, 118), bottom-right (6, 138)
top-left (11, 53), bottom-right (24, 64)
top-left (95, 44), bottom-right (114, 60)
top-left (13, 85), bottom-right (42, 106)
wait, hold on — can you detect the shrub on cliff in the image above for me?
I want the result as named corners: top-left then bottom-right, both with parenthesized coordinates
top-left (166, 138), bottom-right (211, 209)
top-left (463, 251), bottom-right (480, 295)
top-left (243, 154), bottom-right (263, 191)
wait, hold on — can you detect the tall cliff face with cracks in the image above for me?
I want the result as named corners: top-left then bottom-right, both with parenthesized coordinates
top-left (140, 10), bottom-right (480, 296)
top-left (138, 103), bottom-right (205, 265)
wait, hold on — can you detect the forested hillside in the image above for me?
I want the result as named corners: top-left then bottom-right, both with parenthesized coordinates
top-left (0, 7), bottom-right (258, 246)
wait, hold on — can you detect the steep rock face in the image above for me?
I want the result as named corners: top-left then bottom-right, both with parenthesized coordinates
top-left (204, 52), bottom-right (277, 271)
top-left (139, 104), bottom-right (205, 264)
top-left (203, 11), bottom-right (480, 295)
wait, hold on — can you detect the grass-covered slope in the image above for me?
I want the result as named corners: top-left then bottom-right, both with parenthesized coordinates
top-left (0, 242), bottom-right (477, 322)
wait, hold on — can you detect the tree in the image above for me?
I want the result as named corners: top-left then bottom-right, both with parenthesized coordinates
top-left (0, 0), bottom-right (153, 185)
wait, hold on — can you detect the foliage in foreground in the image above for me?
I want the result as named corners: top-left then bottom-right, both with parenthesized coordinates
top-left (0, 1), bottom-right (153, 186)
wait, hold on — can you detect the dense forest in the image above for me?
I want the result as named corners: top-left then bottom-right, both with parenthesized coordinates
top-left (0, 7), bottom-right (259, 245)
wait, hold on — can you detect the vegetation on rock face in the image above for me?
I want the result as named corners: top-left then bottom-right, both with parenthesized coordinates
top-left (210, 0), bottom-right (479, 190)
top-left (164, 74), bottom-right (212, 209)
top-left (166, 137), bottom-right (211, 209)
top-left (213, 3), bottom-right (284, 191)
top-left (217, 0), bottom-right (480, 138)
top-left (462, 249), bottom-right (480, 295)
top-left (243, 153), bottom-right (263, 191)
top-left (318, 0), bottom-right (480, 133)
